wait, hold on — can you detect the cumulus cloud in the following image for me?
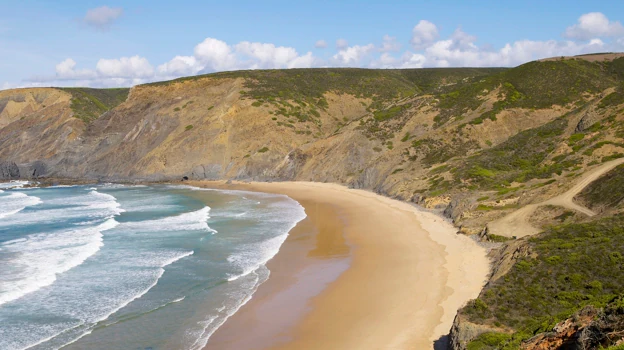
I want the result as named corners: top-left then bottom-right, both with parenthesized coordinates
top-left (315, 40), bottom-right (328, 48)
top-left (29, 37), bottom-right (317, 87)
top-left (96, 56), bottom-right (154, 78)
top-left (83, 6), bottom-right (123, 30)
top-left (411, 20), bottom-right (439, 49)
top-left (564, 12), bottom-right (624, 40)
top-left (332, 44), bottom-right (376, 66)
top-left (13, 11), bottom-right (624, 90)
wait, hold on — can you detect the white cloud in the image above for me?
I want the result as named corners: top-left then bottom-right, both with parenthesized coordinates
top-left (235, 42), bottom-right (299, 68)
top-left (96, 56), bottom-right (154, 78)
top-left (11, 11), bottom-right (624, 90)
top-left (332, 44), bottom-right (376, 66)
top-left (380, 35), bottom-right (401, 52)
top-left (83, 6), bottom-right (123, 30)
top-left (157, 56), bottom-right (199, 77)
top-left (194, 38), bottom-right (238, 71)
top-left (411, 20), bottom-right (439, 50)
top-left (26, 37), bottom-right (318, 88)
top-left (336, 38), bottom-right (349, 49)
top-left (564, 12), bottom-right (624, 40)
top-left (315, 40), bottom-right (328, 48)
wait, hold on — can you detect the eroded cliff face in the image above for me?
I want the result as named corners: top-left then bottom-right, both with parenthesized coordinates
top-left (1, 63), bottom-right (622, 226)
top-left (0, 79), bottom-right (385, 183)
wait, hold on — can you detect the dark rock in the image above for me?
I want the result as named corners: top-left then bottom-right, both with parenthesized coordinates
top-left (575, 110), bottom-right (599, 132)
top-left (30, 161), bottom-right (48, 179)
top-left (0, 161), bottom-right (20, 179)
top-left (444, 197), bottom-right (473, 223)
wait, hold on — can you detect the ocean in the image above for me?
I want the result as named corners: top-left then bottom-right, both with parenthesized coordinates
top-left (0, 182), bottom-right (306, 350)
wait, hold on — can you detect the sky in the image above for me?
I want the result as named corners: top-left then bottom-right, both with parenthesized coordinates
top-left (1, 0), bottom-right (624, 89)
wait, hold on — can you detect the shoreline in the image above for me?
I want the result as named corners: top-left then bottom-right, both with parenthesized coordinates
top-left (191, 181), bottom-right (490, 349)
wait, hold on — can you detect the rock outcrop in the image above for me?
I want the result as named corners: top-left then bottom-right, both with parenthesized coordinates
top-left (0, 161), bottom-right (19, 179)
top-left (448, 314), bottom-right (507, 350)
top-left (522, 297), bottom-right (624, 349)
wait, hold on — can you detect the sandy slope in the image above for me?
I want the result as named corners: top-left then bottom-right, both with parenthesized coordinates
top-left (488, 158), bottom-right (624, 237)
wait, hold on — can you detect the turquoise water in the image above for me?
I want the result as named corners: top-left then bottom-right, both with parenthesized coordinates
top-left (0, 182), bottom-right (305, 350)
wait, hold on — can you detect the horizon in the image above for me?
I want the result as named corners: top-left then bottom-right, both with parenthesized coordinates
top-left (2, 1), bottom-right (624, 90)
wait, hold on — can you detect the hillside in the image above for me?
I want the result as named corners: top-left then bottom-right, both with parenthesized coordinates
top-left (1, 56), bottom-right (624, 349)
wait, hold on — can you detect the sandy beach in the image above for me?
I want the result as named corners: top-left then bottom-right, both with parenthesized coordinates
top-left (192, 181), bottom-right (490, 350)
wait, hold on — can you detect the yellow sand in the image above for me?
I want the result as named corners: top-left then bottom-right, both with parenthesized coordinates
top-left (196, 181), bottom-right (489, 349)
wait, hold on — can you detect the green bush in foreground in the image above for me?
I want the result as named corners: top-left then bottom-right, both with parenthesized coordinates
top-left (463, 215), bottom-right (624, 343)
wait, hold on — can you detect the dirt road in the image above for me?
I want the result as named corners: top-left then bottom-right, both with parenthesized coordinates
top-left (487, 158), bottom-right (624, 238)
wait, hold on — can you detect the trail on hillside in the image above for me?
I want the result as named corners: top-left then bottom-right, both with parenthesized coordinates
top-left (488, 158), bottom-right (624, 238)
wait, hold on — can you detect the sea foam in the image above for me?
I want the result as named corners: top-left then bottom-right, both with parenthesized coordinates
top-left (0, 192), bottom-right (42, 219)
top-left (0, 218), bottom-right (118, 306)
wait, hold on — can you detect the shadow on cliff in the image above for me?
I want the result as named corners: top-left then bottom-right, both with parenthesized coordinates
top-left (433, 335), bottom-right (449, 349)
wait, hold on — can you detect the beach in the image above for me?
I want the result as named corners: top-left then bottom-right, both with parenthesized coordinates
top-left (192, 181), bottom-right (490, 350)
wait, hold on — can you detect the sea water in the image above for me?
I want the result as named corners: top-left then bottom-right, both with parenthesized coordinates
top-left (0, 182), bottom-right (305, 350)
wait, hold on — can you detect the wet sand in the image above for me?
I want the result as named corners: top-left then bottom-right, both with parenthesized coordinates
top-left (193, 181), bottom-right (489, 350)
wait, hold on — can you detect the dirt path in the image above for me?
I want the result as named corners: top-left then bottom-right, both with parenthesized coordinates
top-left (488, 158), bottom-right (624, 238)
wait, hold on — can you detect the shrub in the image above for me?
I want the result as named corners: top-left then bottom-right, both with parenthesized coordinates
top-left (185, 125), bottom-right (193, 131)
top-left (257, 147), bottom-right (269, 153)
top-left (463, 215), bottom-right (624, 342)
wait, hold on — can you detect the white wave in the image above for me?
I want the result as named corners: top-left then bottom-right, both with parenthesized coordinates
top-left (0, 181), bottom-right (29, 189)
top-left (0, 218), bottom-right (118, 306)
top-left (20, 249), bottom-right (194, 350)
top-left (119, 206), bottom-right (215, 233)
top-left (172, 296), bottom-right (186, 303)
top-left (189, 267), bottom-right (269, 350)
top-left (226, 234), bottom-right (288, 282)
top-left (0, 190), bottom-right (123, 228)
top-left (0, 192), bottom-right (42, 219)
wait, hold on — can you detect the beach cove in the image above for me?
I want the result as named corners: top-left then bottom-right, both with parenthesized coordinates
top-left (192, 181), bottom-right (490, 350)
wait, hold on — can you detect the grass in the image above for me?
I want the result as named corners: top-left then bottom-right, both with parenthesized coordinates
top-left (463, 215), bottom-right (624, 345)
top-left (61, 88), bottom-right (129, 123)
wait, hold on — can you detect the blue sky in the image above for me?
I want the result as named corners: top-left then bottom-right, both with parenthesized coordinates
top-left (1, 0), bottom-right (623, 89)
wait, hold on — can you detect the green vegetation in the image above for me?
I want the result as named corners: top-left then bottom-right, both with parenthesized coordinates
top-left (373, 104), bottom-right (407, 121)
top-left (598, 87), bottom-right (624, 109)
top-left (257, 147), bottom-right (269, 153)
top-left (463, 215), bottom-right (624, 345)
top-left (410, 138), bottom-right (480, 166)
top-left (467, 332), bottom-right (512, 350)
top-left (61, 88), bottom-right (129, 123)
top-left (577, 164), bottom-right (624, 210)
top-left (488, 234), bottom-right (513, 243)
top-left (433, 58), bottom-right (624, 127)
top-left (185, 125), bottom-right (193, 131)
top-left (457, 116), bottom-right (579, 188)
